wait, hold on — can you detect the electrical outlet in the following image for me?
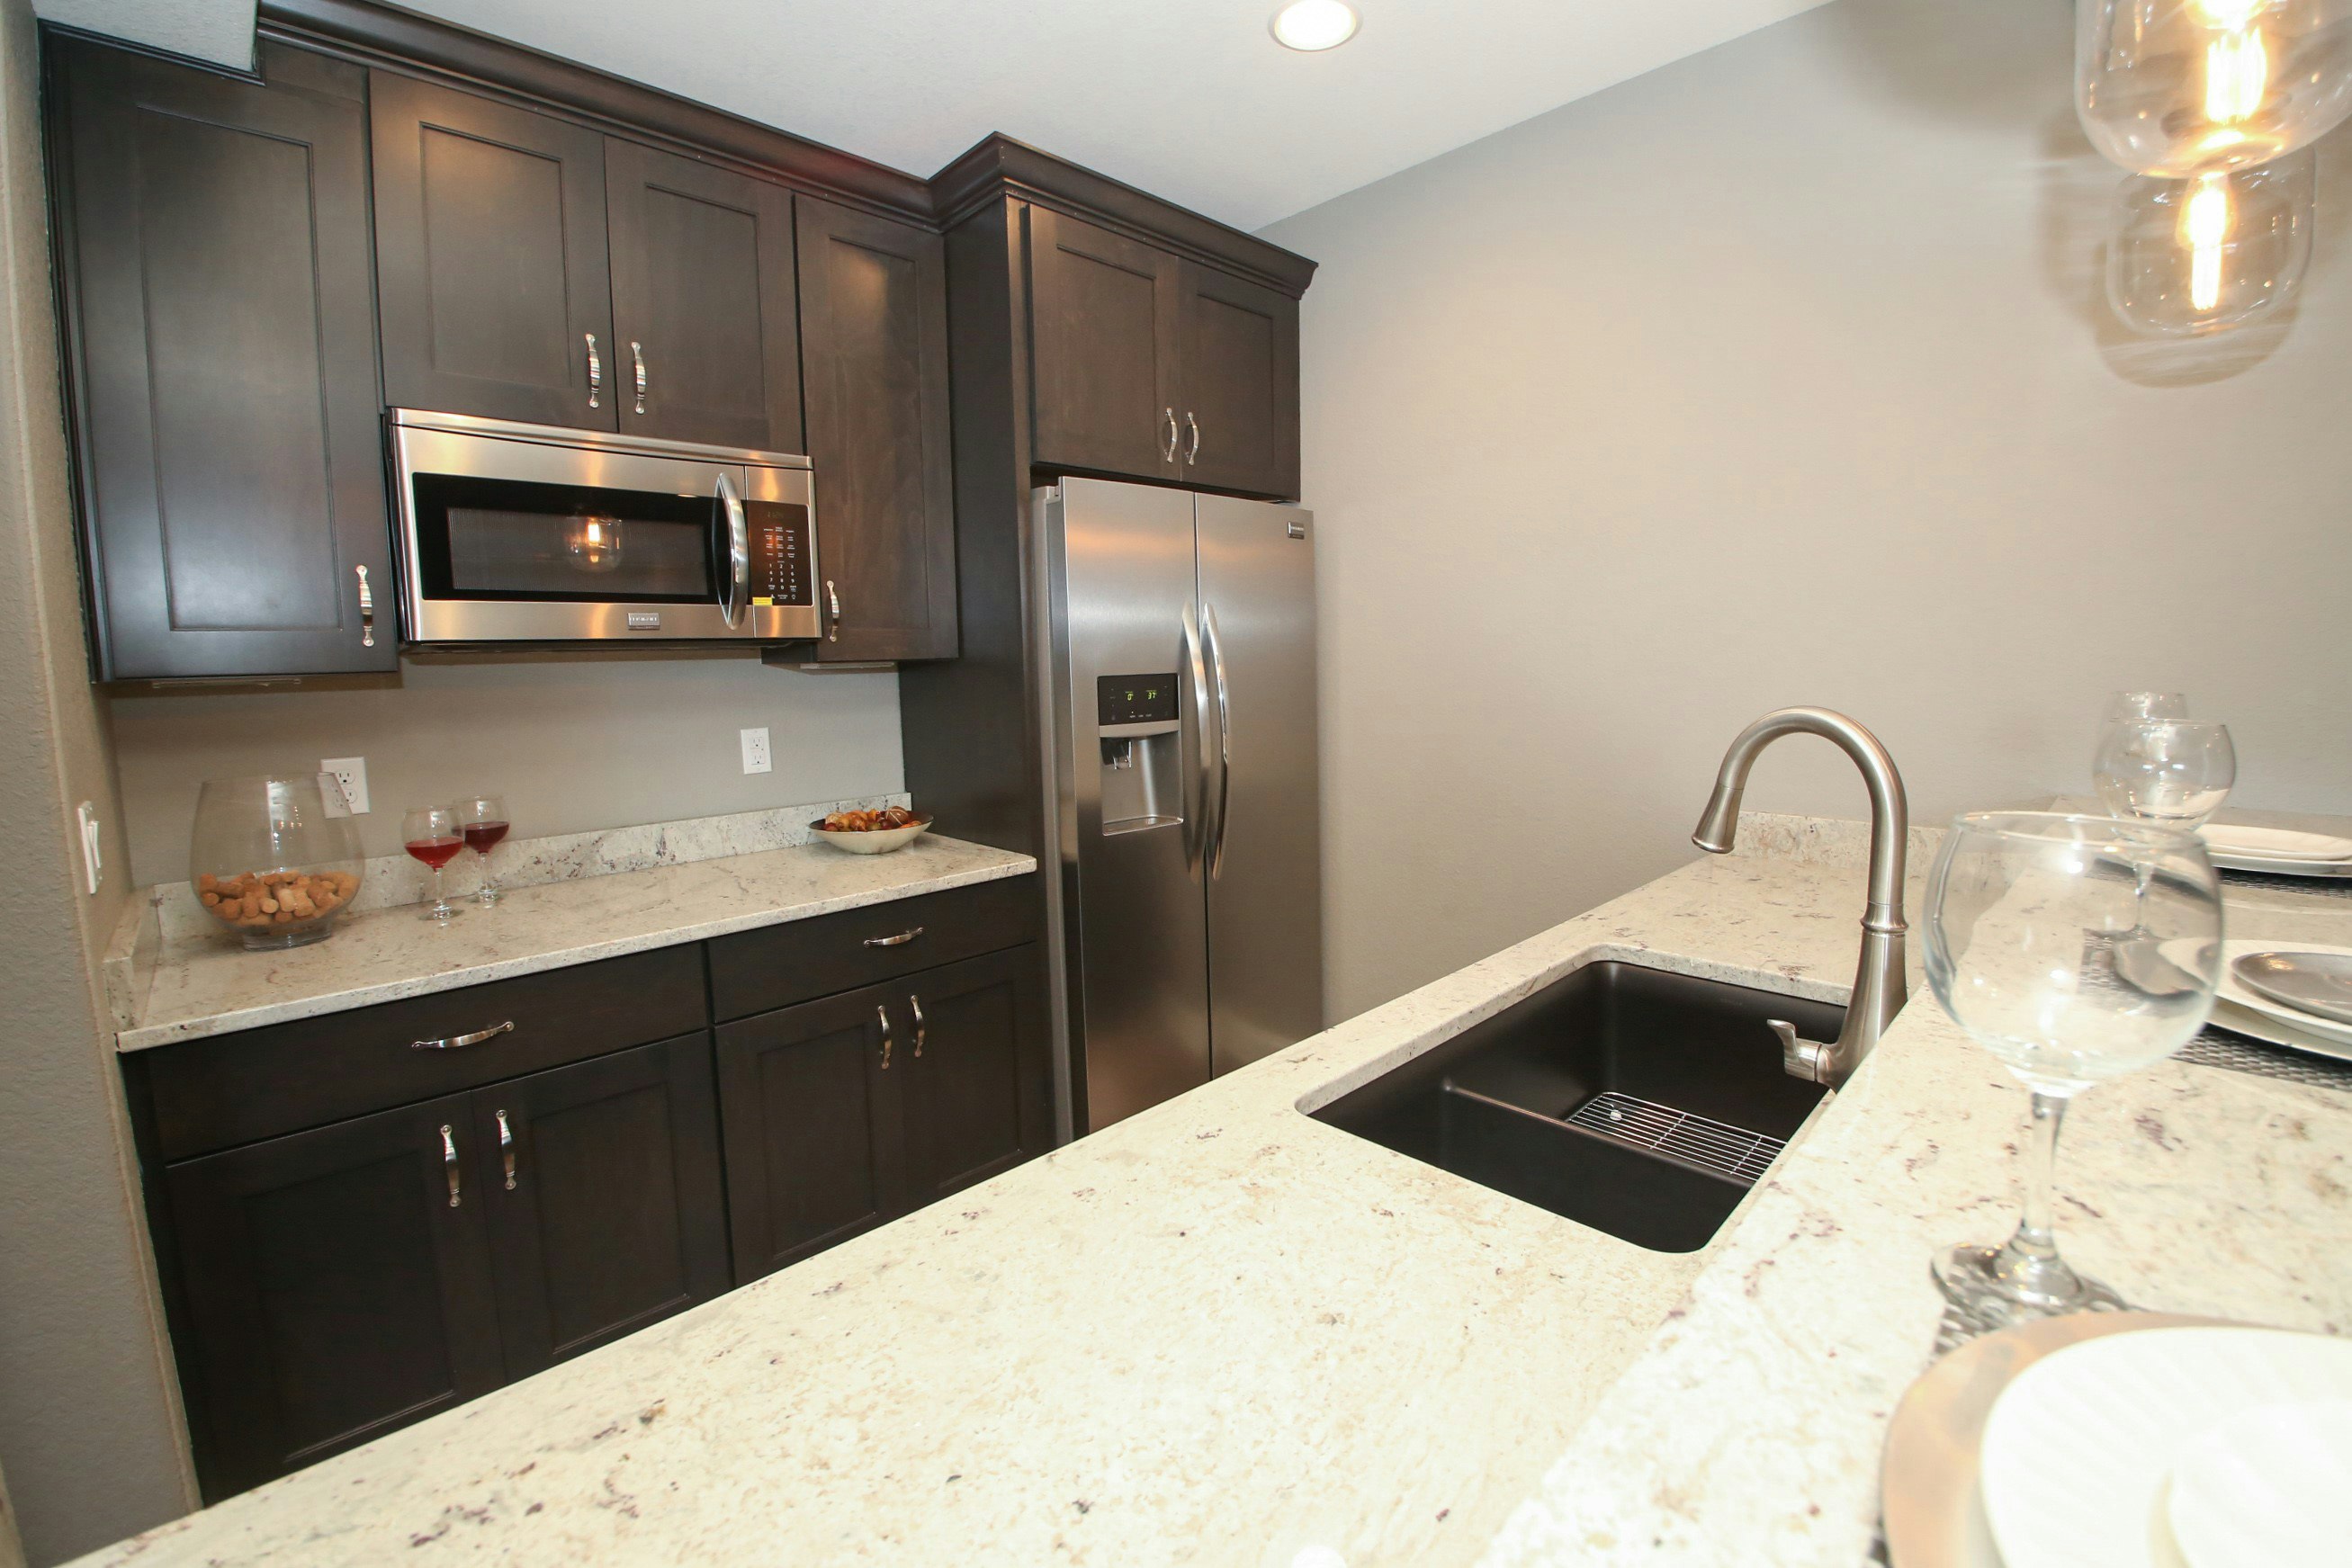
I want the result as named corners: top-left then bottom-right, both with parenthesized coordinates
top-left (320, 757), bottom-right (369, 815)
top-left (740, 727), bottom-right (772, 775)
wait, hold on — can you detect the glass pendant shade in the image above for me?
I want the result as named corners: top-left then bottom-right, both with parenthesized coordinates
top-left (2106, 150), bottom-right (2315, 335)
top-left (2078, 0), bottom-right (2352, 175)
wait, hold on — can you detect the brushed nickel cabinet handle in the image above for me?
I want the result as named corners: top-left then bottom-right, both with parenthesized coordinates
top-left (877, 1004), bottom-right (893, 1070)
top-left (909, 993), bottom-right (925, 1057)
top-left (586, 333), bottom-right (603, 408)
top-left (441, 1124), bottom-right (461, 1207)
top-left (825, 579), bottom-right (842, 643)
top-left (496, 1108), bottom-right (516, 1190)
top-left (1184, 411), bottom-right (1200, 465)
top-left (1162, 408), bottom-right (1179, 461)
top-left (630, 340), bottom-right (647, 415)
top-left (410, 1020), bottom-right (516, 1052)
top-left (861, 927), bottom-right (923, 948)
top-left (355, 564), bottom-right (374, 648)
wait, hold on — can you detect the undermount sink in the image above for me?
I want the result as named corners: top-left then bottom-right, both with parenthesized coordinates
top-left (1312, 962), bottom-right (1845, 1253)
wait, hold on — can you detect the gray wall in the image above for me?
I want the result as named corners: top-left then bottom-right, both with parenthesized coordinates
top-left (112, 657), bottom-right (904, 884)
top-left (1262, 0), bottom-right (2352, 1024)
top-left (0, 0), bottom-right (199, 1558)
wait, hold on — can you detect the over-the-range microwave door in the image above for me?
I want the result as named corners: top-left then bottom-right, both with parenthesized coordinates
top-left (1043, 478), bottom-right (1213, 1133)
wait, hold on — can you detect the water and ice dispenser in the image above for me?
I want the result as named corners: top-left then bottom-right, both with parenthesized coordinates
top-left (1096, 674), bottom-right (1183, 835)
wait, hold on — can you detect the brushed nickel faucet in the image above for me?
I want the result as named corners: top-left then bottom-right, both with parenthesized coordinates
top-left (1692, 707), bottom-right (1909, 1089)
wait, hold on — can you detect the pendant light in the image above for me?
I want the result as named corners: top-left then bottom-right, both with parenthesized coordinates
top-left (2105, 149), bottom-right (2315, 335)
top-left (2077, 0), bottom-right (2352, 175)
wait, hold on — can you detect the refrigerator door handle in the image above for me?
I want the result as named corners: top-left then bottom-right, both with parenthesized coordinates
top-left (1181, 603), bottom-right (1216, 874)
top-left (1201, 601), bottom-right (1234, 881)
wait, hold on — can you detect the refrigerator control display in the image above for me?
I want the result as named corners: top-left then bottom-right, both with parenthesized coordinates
top-left (1098, 674), bottom-right (1177, 726)
top-left (742, 499), bottom-right (811, 607)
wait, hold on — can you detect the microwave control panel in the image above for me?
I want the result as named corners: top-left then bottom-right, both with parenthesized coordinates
top-left (743, 500), bottom-right (812, 607)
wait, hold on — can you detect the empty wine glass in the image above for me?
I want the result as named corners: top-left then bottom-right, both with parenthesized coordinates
top-left (1924, 812), bottom-right (2222, 1327)
top-left (2105, 691), bottom-right (2188, 723)
top-left (401, 806), bottom-right (465, 924)
top-left (2094, 719), bottom-right (2237, 829)
top-left (457, 795), bottom-right (509, 907)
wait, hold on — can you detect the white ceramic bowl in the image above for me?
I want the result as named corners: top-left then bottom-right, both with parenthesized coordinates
top-left (808, 813), bottom-right (932, 855)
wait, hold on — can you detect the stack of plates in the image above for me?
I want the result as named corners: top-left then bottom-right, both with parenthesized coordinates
top-left (2196, 939), bottom-right (2352, 1065)
top-left (1885, 1319), bottom-right (2352, 1568)
top-left (2197, 823), bottom-right (2352, 879)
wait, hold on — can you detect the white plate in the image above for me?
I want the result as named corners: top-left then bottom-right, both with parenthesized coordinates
top-left (1979, 1328), bottom-right (2352, 1568)
top-left (2208, 849), bottom-right (2352, 879)
top-left (2205, 998), bottom-right (2352, 1065)
top-left (2199, 824), bottom-right (2352, 862)
top-left (2212, 940), bottom-right (2352, 1047)
top-left (2166, 1401), bottom-right (2352, 1568)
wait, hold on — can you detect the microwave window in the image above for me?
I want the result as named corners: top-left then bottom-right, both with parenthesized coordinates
top-left (410, 475), bottom-right (719, 605)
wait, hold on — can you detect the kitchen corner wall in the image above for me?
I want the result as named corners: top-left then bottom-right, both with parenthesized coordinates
top-left (110, 658), bottom-right (904, 885)
top-left (0, 0), bottom-right (195, 1560)
top-left (1263, 0), bottom-right (2352, 1025)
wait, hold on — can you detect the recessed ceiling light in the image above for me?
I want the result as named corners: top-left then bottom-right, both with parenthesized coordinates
top-left (1270, 1), bottom-right (1360, 52)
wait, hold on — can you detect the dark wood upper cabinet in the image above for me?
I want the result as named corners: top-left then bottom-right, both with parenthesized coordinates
top-left (795, 196), bottom-right (958, 661)
top-left (716, 983), bottom-right (904, 1283)
top-left (1027, 206), bottom-right (1182, 483)
top-left (371, 71), bottom-right (615, 430)
top-left (162, 1092), bottom-right (505, 1501)
top-left (896, 946), bottom-right (1049, 1206)
top-left (1027, 207), bottom-right (1300, 499)
top-left (604, 140), bottom-right (803, 451)
top-left (474, 1034), bottom-right (729, 1378)
top-left (48, 38), bottom-right (395, 680)
top-left (1175, 263), bottom-right (1300, 500)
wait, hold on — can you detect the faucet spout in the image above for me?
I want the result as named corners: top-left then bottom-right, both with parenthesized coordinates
top-left (1691, 706), bottom-right (1909, 1087)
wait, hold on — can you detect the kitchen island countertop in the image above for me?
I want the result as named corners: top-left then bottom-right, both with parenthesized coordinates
top-left (74, 827), bottom-right (2352, 1566)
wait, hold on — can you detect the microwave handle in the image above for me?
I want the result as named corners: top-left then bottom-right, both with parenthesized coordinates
top-left (714, 470), bottom-right (749, 630)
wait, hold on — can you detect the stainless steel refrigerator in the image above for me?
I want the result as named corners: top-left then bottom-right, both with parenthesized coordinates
top-left (1037, 478), bottom-right (1323, 1133)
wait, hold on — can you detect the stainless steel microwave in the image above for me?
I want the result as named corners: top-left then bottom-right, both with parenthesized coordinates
top-left (387, 408), bottom-right (819, 645)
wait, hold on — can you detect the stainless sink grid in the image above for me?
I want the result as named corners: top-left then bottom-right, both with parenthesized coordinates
top-left (1565, 1091), bottom-right (1785, 1187)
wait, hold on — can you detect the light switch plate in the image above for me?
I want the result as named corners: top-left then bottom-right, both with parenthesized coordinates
top-left (740, 727), bottom-right (772, 775)
top-left (320, 757), bottom-right (368, 815)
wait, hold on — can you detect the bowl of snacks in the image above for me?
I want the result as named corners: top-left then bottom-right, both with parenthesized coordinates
top-left (190, 774), bottom-right (366, 949)
top-left (809, 805), bottom-right (932, 855)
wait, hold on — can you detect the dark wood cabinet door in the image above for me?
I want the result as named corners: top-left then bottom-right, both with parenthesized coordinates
top-left (1027, 205), bottom-right (1183, 483)
top-left (896, 945), bottom-right (1049, 1208)
top-left (161, 1093), bottom-right (503, 1500)
top-left (605, 140), bottom-right (802, 450)
top-left (371, 72), bottom-right (615, 429)
top-left (716, 984), bottom-right (904, 1282)
top-left (472, 1034), bottom-right (730, 1378)
top-left (1176, 263), bottom-right (1301, 499)
top-left (796, 196), bottom-right (958, 661)
top-left (49, 40), bottom-right (394, 679)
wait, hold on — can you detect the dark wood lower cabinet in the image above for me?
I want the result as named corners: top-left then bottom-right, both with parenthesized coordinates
top-left (718, 943), bottom-right (1047, 1285)
top-left (163, 1091), bottom-right (505, 1500)
top-left (475, 1035), bottom-right (729, 1378)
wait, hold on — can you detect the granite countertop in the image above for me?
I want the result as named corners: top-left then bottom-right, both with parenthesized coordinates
top-left (115, 834), bottom-right (1037, 1052)
top-left (73, 829), bottom-right (2352, 1566)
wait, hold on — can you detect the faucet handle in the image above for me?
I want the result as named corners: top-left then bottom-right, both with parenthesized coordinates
top-left (1767, 1018), bottom-right (1833, 1085)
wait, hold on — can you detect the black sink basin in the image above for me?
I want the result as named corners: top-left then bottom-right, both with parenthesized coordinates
top-left (1312, 963), bottom-right (1845, 1253)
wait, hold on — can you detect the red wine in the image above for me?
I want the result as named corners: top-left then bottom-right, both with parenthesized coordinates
top-left (404, 835), bottom-right (464, 871)
top-left (462, 820), bottom-right (509, 854)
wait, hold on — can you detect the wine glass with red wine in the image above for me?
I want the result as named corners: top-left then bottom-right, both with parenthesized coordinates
top-left (457, 795), bottom-right (509, 907)
top-left (401, 805), bottom-right (465, 924)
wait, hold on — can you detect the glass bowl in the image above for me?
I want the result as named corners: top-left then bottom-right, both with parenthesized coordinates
top-left (190, 774), bottom-right (366, 949)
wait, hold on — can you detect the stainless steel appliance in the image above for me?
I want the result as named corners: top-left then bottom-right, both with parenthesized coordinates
top-left (388, 408), bottom-right (819, 645)
top-left (1038, 478), bottom-right (1323, 1133)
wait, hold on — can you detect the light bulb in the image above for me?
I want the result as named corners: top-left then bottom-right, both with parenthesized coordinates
top-left (1270, 1), bottom-right (1360, 52)
top-left (2106, 150), bottom-right (2314, 336)
top-left (2077, 0), bottom-right (2352, 176)
top-left (562, 513), bottom-right (624, 572)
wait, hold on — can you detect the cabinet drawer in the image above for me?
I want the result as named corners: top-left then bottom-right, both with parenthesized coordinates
top-left (708, 875), bottom-right (1037, 1022)
top-left (139, 945), bottom-right (707, 1162)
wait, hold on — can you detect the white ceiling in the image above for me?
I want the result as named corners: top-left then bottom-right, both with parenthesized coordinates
top-left (38, 1), bottom-right (1835, 231)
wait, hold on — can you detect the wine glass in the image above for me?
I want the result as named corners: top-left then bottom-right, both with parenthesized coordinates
top-left (2095, 719), bottom-right (2237, 829)
top-left (401, 806), bottom-right (465, 924)
top-left (1923, 812), bottom-right (2222, 1327)
top-left (2104, 691), bottom-right (2187, 723)
top-left (456, 795), bottom-right (509, 907)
